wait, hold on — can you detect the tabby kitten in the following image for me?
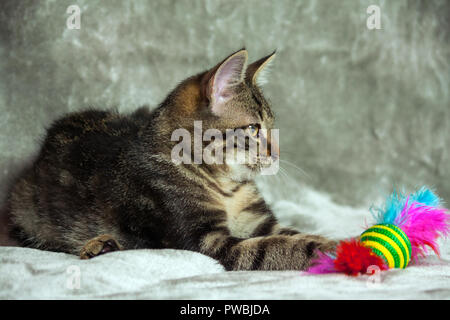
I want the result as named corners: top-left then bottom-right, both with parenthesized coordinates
top-left (7, 49), bottom-right (335, 270)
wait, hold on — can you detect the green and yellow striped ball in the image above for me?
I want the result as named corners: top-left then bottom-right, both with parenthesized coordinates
top-left (360, 223), bottom-right (412, 269)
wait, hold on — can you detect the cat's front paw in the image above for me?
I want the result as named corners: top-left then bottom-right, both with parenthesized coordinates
top-left (317, 239), bottom-right (338, 253)
top-left (80, 234), bottom-right (121, 259)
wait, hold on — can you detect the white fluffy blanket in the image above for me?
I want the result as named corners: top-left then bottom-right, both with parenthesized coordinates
top-left (1, 185), bottom-right (448, 299)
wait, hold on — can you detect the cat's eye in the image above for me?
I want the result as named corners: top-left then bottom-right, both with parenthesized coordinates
top-left (247, 124), bottom-right (260, 137)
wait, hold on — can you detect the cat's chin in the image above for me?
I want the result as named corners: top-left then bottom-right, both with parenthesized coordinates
top-left (227, 163), bottom-right (260, 182)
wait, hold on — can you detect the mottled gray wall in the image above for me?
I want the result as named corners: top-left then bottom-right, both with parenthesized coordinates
top-left (0, 0), bottom-right (449, 207)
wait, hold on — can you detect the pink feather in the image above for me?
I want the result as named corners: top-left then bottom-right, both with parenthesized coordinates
top-left (397, 200), bottom-right (450, 260)
top-left (306, 251), bottom-right (337, 274)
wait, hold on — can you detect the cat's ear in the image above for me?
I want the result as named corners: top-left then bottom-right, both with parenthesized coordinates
top-left (246, 51), bottom-right (276, 86)
top-left (204, 49), bottom-right (248, 115)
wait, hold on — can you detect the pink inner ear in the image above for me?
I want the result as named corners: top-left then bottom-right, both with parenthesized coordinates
top-left (211, 54), bottom-right (247, 109)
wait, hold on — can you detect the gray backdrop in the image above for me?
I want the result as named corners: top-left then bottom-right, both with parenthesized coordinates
top-left (1, 0), bottom-right (449, 209)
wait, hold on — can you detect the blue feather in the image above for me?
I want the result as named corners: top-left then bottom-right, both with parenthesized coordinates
top-left (370, 186), bottom-right (441, 225)
top-left (410, 186), bottom-right (440, 207)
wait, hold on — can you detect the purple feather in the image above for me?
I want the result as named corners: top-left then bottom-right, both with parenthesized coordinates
top-left (306, 251), bottom-right (337, 274)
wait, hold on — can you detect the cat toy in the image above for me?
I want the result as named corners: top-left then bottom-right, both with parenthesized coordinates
top-left (307, 186), bottom-right (449, 276)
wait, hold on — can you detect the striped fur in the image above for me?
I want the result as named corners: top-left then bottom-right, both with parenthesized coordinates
top-left (6, 50), bottom-right (335, 270)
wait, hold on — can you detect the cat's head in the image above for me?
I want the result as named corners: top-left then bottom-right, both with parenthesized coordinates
top-left (163, 49), bottom-right (279, 181)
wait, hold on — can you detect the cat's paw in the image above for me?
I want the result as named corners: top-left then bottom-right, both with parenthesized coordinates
top-left (304, 237), bottom-right (337, 259)
top-left (317, 239), bottom-right (338, 253)
top-left (80, 234), bottom-right (121, 259)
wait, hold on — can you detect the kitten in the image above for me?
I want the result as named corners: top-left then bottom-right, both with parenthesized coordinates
top-left (6, 49), bottom-right (335, 270)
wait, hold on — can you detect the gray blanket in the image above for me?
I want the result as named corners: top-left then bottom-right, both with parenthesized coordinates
top-left (1, 184), bottom-right (449, 299)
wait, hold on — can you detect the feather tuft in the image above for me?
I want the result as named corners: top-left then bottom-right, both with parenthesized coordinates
top-left (333, 239), bottom-right (387, 276)
top-left (306, 239), bottom-right (387, 276)
top-left (371, 186), bottom-right (442, 225)
top-left (396, 200), bottom-right (449, 260)
top-left (306, 251), bottom-right (337, 274)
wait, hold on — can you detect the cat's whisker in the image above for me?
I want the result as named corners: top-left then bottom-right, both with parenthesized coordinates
top-left (279, 159), bottom-right (312, 181)
top-left (277, 166), bottom-right (291, 184)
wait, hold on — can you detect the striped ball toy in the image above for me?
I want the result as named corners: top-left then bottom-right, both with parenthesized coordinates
top-left (360, 223), bottom-right (412, 269)
top-left (307, 187), bottom-right (449, 276)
